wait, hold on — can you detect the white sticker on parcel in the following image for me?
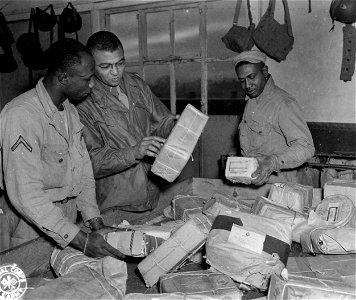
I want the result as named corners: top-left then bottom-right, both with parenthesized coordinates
top-left (228, 224), bottom-right (266, 255)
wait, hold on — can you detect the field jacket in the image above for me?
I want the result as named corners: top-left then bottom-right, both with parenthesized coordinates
top-left (77, 72), bottom-right (176, 212)
top-left (0, 78), bottom-right (100, 247)
top-left (239, 76), bottom-right (315, 183)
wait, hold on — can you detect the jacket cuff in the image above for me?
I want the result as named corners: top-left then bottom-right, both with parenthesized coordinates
top-left (43, 220), bottom-right (81, 248)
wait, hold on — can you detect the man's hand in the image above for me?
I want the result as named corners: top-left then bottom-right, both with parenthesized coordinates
top-left (251, 155), bottom-right (278, 186)
top-left (70, 229), bottom-right (126, 260)
top-left (134, 136), bottom-right (166, 159)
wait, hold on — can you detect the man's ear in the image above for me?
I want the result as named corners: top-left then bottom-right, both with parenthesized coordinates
top-left (58, 72), bottom-right (69, 85)
top-left (262, 65), bottom-right (269, 80)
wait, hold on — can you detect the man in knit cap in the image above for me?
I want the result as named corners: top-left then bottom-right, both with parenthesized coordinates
top-left (233, 50), bottom-right (315, 185)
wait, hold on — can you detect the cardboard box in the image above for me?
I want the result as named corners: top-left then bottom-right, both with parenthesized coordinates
top-left (151, 104), bottom-right (208, 182)
top-left (159, 270), bottom-right (242, 297)
top-left (171, 195), bottom-right (207, 221)
top-left (267, 274), bottom-right (355, 300)
top-left (225, 157), bottom-right (258, 184)
top-left (286, 254), bottom-right (356, 288)
top-left (138, 214), bottom-right (212, 287)
top-left (324, 179), bottom-right (356, 227)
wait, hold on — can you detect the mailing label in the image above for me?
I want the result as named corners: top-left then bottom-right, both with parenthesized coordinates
top-left (228, 224), bottom-right (266, 254)
top-left (327, 202), bottom-right (340, 222)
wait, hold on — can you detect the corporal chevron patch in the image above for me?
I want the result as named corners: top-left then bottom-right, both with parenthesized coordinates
top-left (11, 135), bottom-right (32, 152)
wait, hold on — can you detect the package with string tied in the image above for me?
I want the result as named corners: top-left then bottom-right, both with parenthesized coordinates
top-left (151, 104), bottom-right (209, 182)
top-left (251, 196), bottom-right (308, 243)
top-left (138, 214), bottom-right (212, 287)
top-left (268, 182), bottom-right (313, 213)
top-left (170, 194), bottom-right (208, 221)
top-left (105, 222), bottom-right (184, 257)
top-left (225, 156), bottom-right (259, 184)
top-left (203, 192), bottom-right (253, 219)
top-left (159, 270), bottom-right (243, 298)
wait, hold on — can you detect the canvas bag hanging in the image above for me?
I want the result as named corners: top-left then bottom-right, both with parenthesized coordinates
top-left (34, 4), bottom-right (57, 46)
top-left (221, 0), bottom-right (255, 53)
top-left (253, 0), bottom-right (294, 62)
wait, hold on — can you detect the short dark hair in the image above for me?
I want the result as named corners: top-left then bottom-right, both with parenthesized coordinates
top-left (46, 38), bottom-right (89, 73)
top-left (86, 31), bottom-right (123, 53)
top-left (235, 61), bottom-right (265, 72)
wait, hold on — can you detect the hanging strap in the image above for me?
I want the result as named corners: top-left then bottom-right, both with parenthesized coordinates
top-left (282, 0), bottom-right (293, 37)
top-left (48, 4), bottom-right (55, 45)
top-left (266, 0), bottom-right (293, 37)
top-left (233, 0), bottom-right (254, 26)
top-left (232, 0), bottom-right (243, 25)
top-left (28, 8), bottom-right (37, 86)
top-left (246, 0), bottom-right (254, 26)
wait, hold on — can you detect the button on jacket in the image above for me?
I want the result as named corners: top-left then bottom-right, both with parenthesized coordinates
top-left (0, 78), bottom-right (100, 247)
top-left (239, 76), bottom-right (315, 182)
top-left (77, 72), bottom-right (176, 212)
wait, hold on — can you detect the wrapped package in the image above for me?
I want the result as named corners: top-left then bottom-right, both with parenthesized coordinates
top-left (206, 211), bottom-right (291, 291)
top-left (159, 270), bottom-right (243, 298)
top-left (202, 192), bottom-right (253, 219)
top-left (171, 195), bottom-right (207, 221)
top-left (45, 247), bottom-right (127, 300)
top-left (314, 194), bottom-right (354, 227)
top-left (105, 230), bottom-right (165, 257)
top-left (138, 214), bottom-right (212, 287)
top-left (225, 156), bottom-right (258, 184)
top-left (268, 183), bottom-right (313, 213)
top-left (124, 293), bottom-right (238, 300)
top-left (267, 274), bottom-right (356, 300)
top-left (300, 226), bottom-right (356, 255)
top-left (287, 254), bottom-right (356, 288)
top-left (251, 196), bottom-right (308, 231)
top-left (162, 177), bottom-right (270, 201)
top-left (151, 104), bottom-right (208, 182)
top-left (324, 179), bottom-right (356, 227)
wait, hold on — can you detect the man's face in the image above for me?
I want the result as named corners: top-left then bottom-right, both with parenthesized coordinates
top-left (66, 52), bottom-right (95, 101)
top-left (92, 48), bottom-right (125, 87)
top-left (235, 63), bottom-right (267, 99)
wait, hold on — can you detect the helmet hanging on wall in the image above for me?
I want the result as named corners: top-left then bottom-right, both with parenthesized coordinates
top-left (330, 0), bottom-right (356, 24)
top-left (34, 4), bottom-right (57, 32)
top-left (58, 2), bottom-right (82, 34)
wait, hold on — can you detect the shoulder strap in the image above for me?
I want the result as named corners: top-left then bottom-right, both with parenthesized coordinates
top-left (282, 0), bottom-right (293, 37)
top-left (49, 4), bottom-right (55, 45)
top-left (233, 0), bottom-right (254, 26)
top-left (232, 0), bottom-right (243, 25)
top-left (247, 0), bottom-right (254, 26)
top-left (266, 0), bottom-right (276, 17)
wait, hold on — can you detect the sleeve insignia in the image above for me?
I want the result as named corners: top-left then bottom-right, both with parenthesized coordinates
top-left (11, 135), bottom-right (33, 152)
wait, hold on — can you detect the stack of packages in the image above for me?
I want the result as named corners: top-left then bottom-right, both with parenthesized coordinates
top-left (108, 153), bottom-right (355, 299)
top-left (121, 189), bottom-right (292, 299)
top-left (130, 181), bottom-right (355, 299)
top-left (263, 180), bottom-right (356, 299)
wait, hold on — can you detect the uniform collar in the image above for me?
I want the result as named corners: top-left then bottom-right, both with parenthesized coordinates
top-left (245, 75), bottom-right (275, 104)
top-left (35, 77), bottom-right (82, 139)
top-left (35, 77), bottom-right (64, 118)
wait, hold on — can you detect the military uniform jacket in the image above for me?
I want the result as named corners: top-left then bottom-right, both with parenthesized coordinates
top-left (239, 76), bottom-right (315, 183)
top-left (77, 72), bottom-right (176, 212)
top-left (0, 78), bottom-right (100, 247)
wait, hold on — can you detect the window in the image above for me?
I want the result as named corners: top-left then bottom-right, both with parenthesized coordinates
top-left (105, 0), bottom-right (245, 115)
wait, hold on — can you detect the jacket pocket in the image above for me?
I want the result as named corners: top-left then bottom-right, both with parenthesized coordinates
top-left (247, 119), bottom-right (272, 150)
top-left (41, 144), bottom-right (69, 189)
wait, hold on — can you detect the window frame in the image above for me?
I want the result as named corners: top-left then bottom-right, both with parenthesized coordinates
top-left (103, 0), bottom-right (235, 115)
